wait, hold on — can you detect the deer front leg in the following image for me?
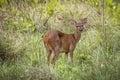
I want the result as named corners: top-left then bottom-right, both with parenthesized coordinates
top-left (65, 52), bottom-right (68, 62)
top-left (69, 45), bottom-right (75, 63)
top-left (70, 51), bottom-right (73, 63)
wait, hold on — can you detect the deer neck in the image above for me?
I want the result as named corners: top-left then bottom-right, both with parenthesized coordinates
top-left (74, 29), bottom-right (81, 43)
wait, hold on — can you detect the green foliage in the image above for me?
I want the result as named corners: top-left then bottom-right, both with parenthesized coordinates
top-left (34, 0), bottom-right (39, 4)
top-left (0, 63), bottom-right (26, 80)
top-left (47, 0), bottom-right (58, 16)
top-left (106, 0), bottom-right (120, 24)
top-left (85, 0), bottom-right (120, 24)
top-left (0, 0), bottom-right (7, 5)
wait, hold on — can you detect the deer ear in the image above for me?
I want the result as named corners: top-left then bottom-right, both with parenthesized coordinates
top-left (81, 18), bottom-right (87, 25)
top-left (70, 19), bottom-right (77, 25)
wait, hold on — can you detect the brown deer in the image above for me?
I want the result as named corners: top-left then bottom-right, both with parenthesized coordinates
top-left (43, 18), bottom-right (87, 65)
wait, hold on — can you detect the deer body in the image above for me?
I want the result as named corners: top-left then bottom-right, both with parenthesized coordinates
top-left (43, 18), bottom-right (87, 64)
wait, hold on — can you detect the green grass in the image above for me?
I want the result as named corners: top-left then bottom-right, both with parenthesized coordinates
top-left (0, 1), bottom-right (120, 80)
top-left (0, 26), bottom-right (119, 80)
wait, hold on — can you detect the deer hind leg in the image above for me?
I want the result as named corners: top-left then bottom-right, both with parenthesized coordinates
top-left (44, 43), bottom-right (52, 64)
top-left (47, 49), bottom-right (52, 64)
top-left (51, 42), bottom-right (60, 65)
top-left (52, 50), bottom-right (59, 65)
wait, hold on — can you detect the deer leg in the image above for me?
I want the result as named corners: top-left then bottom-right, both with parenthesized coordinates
top-left (70, 51), bottom-right (73, 63)
top-left (65, 52), bottom-right (68, 62)
top-left (47, 50), bottom-right (52, 64)
top-left (69, 45), bottom-right (75, 63)
top-left (44, 43), bottom-right (52, 64)
top-left (52, 50), bottom-right (59, 65)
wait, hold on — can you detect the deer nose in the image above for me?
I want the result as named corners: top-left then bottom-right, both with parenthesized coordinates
top-left (79, 27), bottom-right (83, 31)
top-left (80, 29), bottom-right (83, 31)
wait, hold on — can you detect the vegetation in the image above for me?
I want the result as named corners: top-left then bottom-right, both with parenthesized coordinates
top-left (0, 0), bottom-right (120, 80)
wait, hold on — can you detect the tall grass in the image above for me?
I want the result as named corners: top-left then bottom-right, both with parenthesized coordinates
top-left (0, 1), bottom-right (120, 80)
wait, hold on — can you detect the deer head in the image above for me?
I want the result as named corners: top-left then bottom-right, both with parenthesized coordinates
top-left (70, 18), bottom-right (87, 31)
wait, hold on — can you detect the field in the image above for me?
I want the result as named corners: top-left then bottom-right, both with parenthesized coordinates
top-left (0, 0), bottom-right (120, 80)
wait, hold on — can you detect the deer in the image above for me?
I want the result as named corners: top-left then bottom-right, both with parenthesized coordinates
top-left (43, 18), bottom-right (87, 65)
